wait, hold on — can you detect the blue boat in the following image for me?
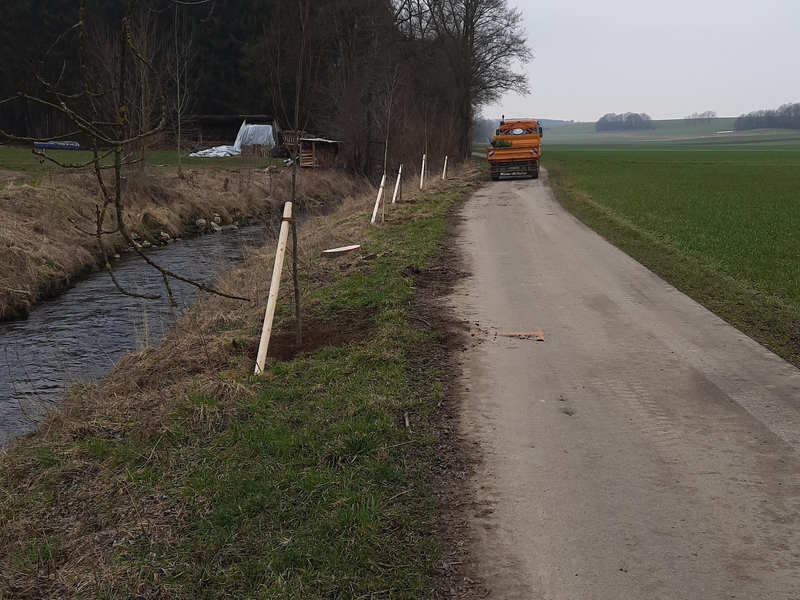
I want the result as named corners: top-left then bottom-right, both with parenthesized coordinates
top-left (33, 141), bottom-right (81, 151)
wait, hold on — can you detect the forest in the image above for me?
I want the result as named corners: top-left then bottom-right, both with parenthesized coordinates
top-left (0, 0), bottom-right (531, 175)
top-left (595, 112), bottom-right (656, 132)
top-left (734, 103), bottom-right (800, 131)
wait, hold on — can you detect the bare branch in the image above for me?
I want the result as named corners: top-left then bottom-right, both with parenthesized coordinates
top-left (33, 148), bottom-right (114, 170)
top-left (0, 130), bottom-right (84, 144)
top-left (162, 272), bottom-right (178, 308)
top-left (106, 263), bottom-right (162, 301)
top-left (68, 218), bottom-right (118, 237)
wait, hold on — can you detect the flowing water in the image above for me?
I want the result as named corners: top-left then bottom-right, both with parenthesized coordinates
top-left (0, 226), bottom-right (268, 447)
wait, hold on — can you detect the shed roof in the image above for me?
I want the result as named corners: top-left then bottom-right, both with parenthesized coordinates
top-left (300, 137), bottom-right (341, 144)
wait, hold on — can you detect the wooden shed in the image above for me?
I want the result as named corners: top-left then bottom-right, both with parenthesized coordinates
top-left (299, 137), bottom-right (341, 169)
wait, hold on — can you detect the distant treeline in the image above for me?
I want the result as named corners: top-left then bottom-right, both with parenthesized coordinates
top-left (734, 103), bottom-right (800, 131)
top-left (595, 112), bottom-right (655, 132)
top-left (684, 111), bottom-right (717, 126)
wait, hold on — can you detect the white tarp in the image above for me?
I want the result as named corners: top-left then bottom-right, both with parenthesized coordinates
top-left (190, 120), bottom-right (275, 158)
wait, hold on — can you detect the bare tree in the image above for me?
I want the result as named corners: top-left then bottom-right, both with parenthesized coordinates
top-left (261, 0), bottom-right (327, 344)
top-left (129, 3), bottom-right (164, 169)
top-left (164, 3), bottom-right (198, 178)
top-left (0, 0), bottom-right (245, 307)
top-left (426, 0), bottom-right (532, 158)
top-left (685, 110), bottom-right (718, 126)
top-left (86, 4), bottom-right (164, 169)
top-left (372, 65), bottom-right (402, 178)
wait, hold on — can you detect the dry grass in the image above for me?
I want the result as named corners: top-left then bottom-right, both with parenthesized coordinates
top-left (0, 162), bottom-right (481, 599)
top-left (0, 166), bottom-right (362, 320)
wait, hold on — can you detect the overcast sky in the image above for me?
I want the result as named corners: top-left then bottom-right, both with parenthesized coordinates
top-left (486, 0), bottom-right (800, 122)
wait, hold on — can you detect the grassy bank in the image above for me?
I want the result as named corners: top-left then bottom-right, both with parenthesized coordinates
top-left (0, 166), bottom-right (356, 320)
top-left (0, 147), bottom-right (275, 177)
top-left (543, 119), bottom-right (800, 149)
top-left (0, 167), bottom-right (481, 599)
top-left (546, 148), bottom-right (800, 366)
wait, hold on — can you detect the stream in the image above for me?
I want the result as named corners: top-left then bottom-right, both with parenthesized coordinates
top-left (0, 226), bottom-right (268, 448)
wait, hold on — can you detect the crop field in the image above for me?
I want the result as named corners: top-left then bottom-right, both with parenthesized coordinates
top-left (476, 119), bottom-right (800, 152)
top-left (544, 118), bottom-right (737, 139)
top-left (545, 147), bottom-right (800, 364)
top-left (541, 119), bottom-right (800, 149)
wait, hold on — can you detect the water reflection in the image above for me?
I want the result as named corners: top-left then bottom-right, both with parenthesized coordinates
top-left (0, 226), bottom-right (267, 447)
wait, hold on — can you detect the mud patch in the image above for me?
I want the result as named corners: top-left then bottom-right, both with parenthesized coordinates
top-left (262, 310), bottom-right (377, 362)
top-left (412, 208), bottom-right (489, 599)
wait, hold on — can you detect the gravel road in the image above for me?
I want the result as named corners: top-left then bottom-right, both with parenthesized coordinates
top-left (450, 169), bottom-right (800, 599)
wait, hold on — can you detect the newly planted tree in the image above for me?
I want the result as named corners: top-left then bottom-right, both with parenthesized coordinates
top-left (164, 3), bottom-right (199, 178)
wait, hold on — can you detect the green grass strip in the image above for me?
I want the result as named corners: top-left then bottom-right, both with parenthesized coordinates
top-left (546, 157), bottom-right (800, 367)
top-left (1, 180), bottom-right (480, 599)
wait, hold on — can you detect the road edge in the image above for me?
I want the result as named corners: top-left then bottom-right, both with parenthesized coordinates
top-left (546, 161), bottom-right (800, 369)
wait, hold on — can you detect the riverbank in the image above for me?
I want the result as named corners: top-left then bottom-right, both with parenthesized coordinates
top-left (0, 225), bottom-right (269, 447)
top-left (0, 166), bottom-right (360, 320)
top-left (0, 164), bottom-right (482, 598)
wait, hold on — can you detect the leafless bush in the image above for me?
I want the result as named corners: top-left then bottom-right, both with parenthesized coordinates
top-left (0, 0), bottom-right (249, 310)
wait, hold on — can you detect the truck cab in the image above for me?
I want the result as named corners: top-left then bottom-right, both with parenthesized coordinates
top-left (486, 118), bottom-right (543, 181)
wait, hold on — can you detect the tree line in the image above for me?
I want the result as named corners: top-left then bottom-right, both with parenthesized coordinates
top-left (684, 111), bottom-right (717, 126)
top-left (734, 103), bottom-right (800, 131)
top-left (595, 112), bottom-right (655, 132)
top-left (0, 0), bottom-right (532, 174)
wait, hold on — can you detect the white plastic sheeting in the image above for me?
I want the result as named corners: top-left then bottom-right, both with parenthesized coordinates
top-left (190, 144), bottom-right (240, 158)
top-left (190, 120), bottom-right (275, 158)
top-left (237, 122), bottom-right (275, 148)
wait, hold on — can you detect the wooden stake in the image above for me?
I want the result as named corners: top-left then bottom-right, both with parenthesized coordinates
top-left (371, 173), bottom-right (387, 224)
top-left (391, 164), bottom-right (403, 204)
top-left (292, 220), bottom-right (302, 346)
top-left (442, 155), bottom-right (448, 180)
top-left (254, 202), bottom-right (292, 374)
top-left (420, 153), bottom-right (426, 190)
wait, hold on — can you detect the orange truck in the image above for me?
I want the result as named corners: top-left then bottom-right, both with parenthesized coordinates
top-left (486, 117), bottom-right (543, 181)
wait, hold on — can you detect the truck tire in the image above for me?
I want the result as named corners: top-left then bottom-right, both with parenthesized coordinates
top-left (491, 174), bottom-right (500, 181)
top-left (532, 170), bottom-right (539, 179)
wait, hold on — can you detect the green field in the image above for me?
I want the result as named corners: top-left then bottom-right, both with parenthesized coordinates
top-left (545, 117), bottom-right (737, 138)
top-left (475, 118), bottom-right (800, 152)
top-left (545, 147), bottom-right (800, 365)
top-left (0, 146), bottom-right (275, 175)
top-left (543, 118), bottom-right (800, 149)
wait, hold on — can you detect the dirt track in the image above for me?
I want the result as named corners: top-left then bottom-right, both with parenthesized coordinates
top-left (450, 169), bottom-right (800, 599)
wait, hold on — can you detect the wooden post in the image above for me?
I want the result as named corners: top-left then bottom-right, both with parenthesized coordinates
top-left (391, 164), bottom-right (403, 204)
top-left (420, 153), bottom-right (426, 190)
top-left (442, 156), bottom-right (448, 180)
top-left (292, 220), bottom-right (302, 346)
top-left (254, 202), bottom-right (293, 374)
top-left (371, 173), bottom-right (387, 224)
